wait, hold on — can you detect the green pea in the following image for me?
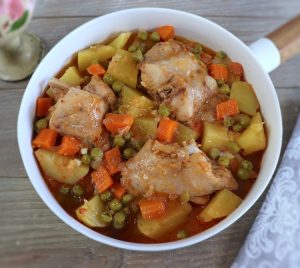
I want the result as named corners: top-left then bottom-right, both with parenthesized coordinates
top-left (235, 114), bottom-right (251, 128)
top-left (81, 154), bottom-right (91, 165)
top-left (100, 211), bottom-right (113, 223)
top-left (137, 44), bottom-right (146, 53)
top-left (121, 207), bottom-right (130, 216)
top-left (123, 147), bottom-right (135, 159)
top-left (216, 79), bottom-right (224, 87)
top-left (60, 185), bottom-right (70, 195)
top-left (138, 31), bottom-right (148, 41)
top-left (128, 45), bottom-right (137, 53)
top-left (158, 104), bottom-right (170, 117)
top-left (180, 191), bottom-right (190, 203)
top-left (113, 221), bottom-right (124, 230)
top-left (90, 148), bottom-right (103, 160)
top-left (132, 49), bottom-right (144, 62)
top-left (218, 155), bottom-right (230, 167)
top-left (177, 230), bottom-right (188, 240)
top-left (72, 185), bottom-right (84, 197)
top-left (241, 160), bottom-right (253, 170)
top-left (150, 31), bottom-right (160, 42)
top-left (35, 118), bottom-right (48, 131)
top-left (113, 135), bottom-right (126, 147)
top-left (100, 190), bottom-right (113, 202)
top-left (219, 84), bottom-right (231, 95)
top-left (124, 132), bottom-right (131, 141)
top-left (114, 211), bottom-right (126, 224)
top-left (191, 44), bottom-right (202, 54)
top-left (209, 147), bottom-right (220, 160)
top-left (223, 116), bottom-right (235, 128)
top-left (237, 167), bottom-right (250, 180)
top-left (109, 198), bottom-right (123, 212)
top-left (226, 141), bottom-right (240, 154)
top-left (216, 51), bottom-right (227, 59)
top-left (113, 211), bottom-right (126, 229)
top-left (103, 73), bottom-right (114, 85)
top-left (122, 194), bottom-right (133, 205)
top-left (112, 81), bottom-right (124, 93)
top-left (130, 139), bottom-right (144, 151)
top-left (232, 123), bottom-right (244, 132)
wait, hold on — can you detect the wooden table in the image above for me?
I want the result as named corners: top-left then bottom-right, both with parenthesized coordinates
top-left (1, 1), bottom-right (300, 267)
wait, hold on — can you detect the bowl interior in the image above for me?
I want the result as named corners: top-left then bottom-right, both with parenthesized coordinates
top-left (17, 8), bottom-right (282, 251)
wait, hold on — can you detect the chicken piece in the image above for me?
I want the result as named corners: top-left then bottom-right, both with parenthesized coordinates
top-left (140, 40), bottom-right (219, 122)
top-left (121, 139), bottom-right (238, 198)
top-left (49, 87), bottom-right (108, 144)
top-left (83, 75), bottom-right (116, 107)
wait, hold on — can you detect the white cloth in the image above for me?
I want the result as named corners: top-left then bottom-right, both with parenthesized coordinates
top-left (232, 114), bottom-right (300, 268)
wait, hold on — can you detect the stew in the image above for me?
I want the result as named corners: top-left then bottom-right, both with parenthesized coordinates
top-left (32, 25), bottom-right (266, 243)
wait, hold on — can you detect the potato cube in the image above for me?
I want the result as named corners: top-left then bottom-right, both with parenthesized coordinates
top-left (199, 189), bottom-right (242, 222)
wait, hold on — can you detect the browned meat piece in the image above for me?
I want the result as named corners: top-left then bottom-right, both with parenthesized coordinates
top-left (140, 40), bottom-right (219, 122)
top-left (83, 75), bottom-right (116, 107)
top-left (49, 87), bottom-right (108, 144)
top-left (121, 140), bottom-right (238, 198)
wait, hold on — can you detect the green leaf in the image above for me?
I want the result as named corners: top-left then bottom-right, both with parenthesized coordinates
top-left (10, 11), bottom-right (29, 32)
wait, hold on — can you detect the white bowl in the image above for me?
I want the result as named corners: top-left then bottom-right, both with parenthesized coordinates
top-left (17, 8), bottom-right (282, 251)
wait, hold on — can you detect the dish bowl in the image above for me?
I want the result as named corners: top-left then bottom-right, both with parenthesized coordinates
top-left (18, 8), bottom-right (282, 251)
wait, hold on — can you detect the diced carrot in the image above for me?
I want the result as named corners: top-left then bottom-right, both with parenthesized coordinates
top-left (228, 62), bottom-right (243, 76)
top-left (57, 135), bottom-right (82, 157)
top-left (36, 97), bottom-right (52, 117)
top-left (200, 52), bottom-right (212, 65)
top-left (87, 63), bottom-right (106, 76)
top-left (32, 128), bottom-right (58, 149)
top-left (208, 63), bottom-right (228, 81)
top-left (156, 25), bottom-right (175, 41)
top-left (112, 183), bottom-right (126, 199)
top-left (216, 99), bottom-right (239, 120)
top-left (229, 158), bottom-right (240, 175)
top-left (104, 147), bottom-right (122, 175)
top-left (139, 199), bottom-right (166, 220)
top-left (103, 113), bottom-right (134, 134)
top-left (91, 166), bottom-right (114, 193)
top-left (156, 118), bottom-right (178, 143)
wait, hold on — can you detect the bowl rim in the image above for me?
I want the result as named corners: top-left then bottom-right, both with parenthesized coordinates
top-left (17, 7), bottom-right (282, 251)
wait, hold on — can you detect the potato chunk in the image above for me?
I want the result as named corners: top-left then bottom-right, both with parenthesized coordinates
top-left (137, 201), bottom-right (191, 240)
top-left (78, 45), bottom-right (116, 71)
top-left (76, 195), bottom-right (108, 228)
top-left (176, 123), bottom-right (200, 143)
top-left (201, 122), bottom-right (229, 152)
top-left (60, 66), bottom-right (83, 86)
top-left (230, 81), bottom-right (259, 116)
top-left (109, 32), bottom-right (131, 49)
top-left (237, 112), bottom-right (266, 155)
top-left (35, 149), bottom-right (89, 184)
top-left (107, 49), bottom-right (138, 88)
top-left (133, 117), bottom-right (157, 139)
top-left (198, 189), bottom-right (242, 222)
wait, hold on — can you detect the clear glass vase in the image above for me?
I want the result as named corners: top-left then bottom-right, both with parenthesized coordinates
top-left (0, 0), bottom-right (45, 81)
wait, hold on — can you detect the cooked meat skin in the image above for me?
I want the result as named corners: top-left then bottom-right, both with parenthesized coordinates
top-left (121, 139), bottom-right (238, 197)
top-left (139, 40), bottom-right (218, 122)
top-left (49, 88), bottom-right (108, 144)
top-left (83, 75), bottom-right (116, 107)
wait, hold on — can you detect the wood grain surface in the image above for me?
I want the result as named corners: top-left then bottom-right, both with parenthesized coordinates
top-left (1, 1), bottom-right (300, 267)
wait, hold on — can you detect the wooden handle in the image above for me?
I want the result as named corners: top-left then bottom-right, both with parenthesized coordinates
top-left (267, 15), bottom-right (300, 63)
